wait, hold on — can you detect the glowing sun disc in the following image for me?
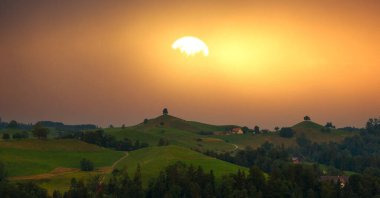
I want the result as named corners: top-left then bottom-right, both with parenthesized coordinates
top-left (172, 36), bottom-right (209, 56)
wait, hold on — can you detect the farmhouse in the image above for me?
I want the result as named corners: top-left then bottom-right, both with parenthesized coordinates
top-left (231, 127), bottom-right (244, 135)
top-left (320, 176), bottom-right (349, 188)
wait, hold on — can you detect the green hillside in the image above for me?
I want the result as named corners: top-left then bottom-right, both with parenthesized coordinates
top-left (114, 145), bottom-right (247, 185)
top-left (105, 115), bottom-right (236, 152)
top-left (134, 115), bottom-right (236, 132)
top-left (218, 121), bottom-right (358, 149)
top-left (0, 139), bottom-right (124, 177)
top-left (292, 121), bottom-right (324, 129)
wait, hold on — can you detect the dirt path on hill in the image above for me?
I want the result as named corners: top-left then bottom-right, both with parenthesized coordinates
top-left (231, 144), bottom-right (239, 151)
top-left (100, 152), bottom-right (129, 183)
top-left (9, 167), bottom-right (81, 181)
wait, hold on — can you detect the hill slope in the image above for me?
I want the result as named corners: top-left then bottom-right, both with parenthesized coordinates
top-left (0, 139), bottom-right (124, 177)
top-left (114, 145), bottom-right (247, 184)
top-left (218, 121), bottom-right (358, 149)
top-left (106, 115), bottom-right (237, 152)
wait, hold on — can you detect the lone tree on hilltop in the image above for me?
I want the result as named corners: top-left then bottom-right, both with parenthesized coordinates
top-left (304, 116), bottom-right (311, 121)
top-left (163, 108), bottom-right (168, 116)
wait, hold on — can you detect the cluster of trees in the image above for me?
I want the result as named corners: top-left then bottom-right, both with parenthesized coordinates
top-left (157, 138), bottom-right (170, 146)
top-left (203, 142), bottom-right (289, 172)
top-left (0, 119), bottom-right (33, 130)
top-left (12, 131), bottom-right (29, 139)
top-left (32, 123), bottom-right (50, 139)
top-left (291, 118), bottom-right (380, 172)
top-left (279, 127), bottom-right (295, 138)
top-left (78, 130), bottom-right (148, 151)
top-left (0, 161), bottom-right (49, 197)
top-left (47, 161), bottom-right (380, 198)
top-left (80, 159), bottom-right (94, 171)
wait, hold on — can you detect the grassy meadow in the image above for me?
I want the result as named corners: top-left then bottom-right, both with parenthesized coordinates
top-left (114, 145), bottom-right (247, 185)
top-left (0, 139), bottom-right (124, 177)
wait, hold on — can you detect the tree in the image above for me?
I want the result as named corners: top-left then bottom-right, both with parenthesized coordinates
top-left (304, 116), bottom-right (311, 121)
top-left (366, 117), bottom-right (380, 134)
top-left (163, 108), bottom-right (168, 116)
top-left (131, 164), bottom-right (144, 198)
top-left (80, 158), bottom-right (94, 171)
top-left (325, 122), bottom-right (335, 128)
top-left (7, 120), bottom-right (18, 128)
top-left (274, 127), bottom-right (280, 132)
top-left (279, 127), bottom-right (294, 138)
top-left (143, 119), bottom-right (149, 124)
top-left (242, 126), bottom-right (250, 134)
top-left (0, 161), bottom-right (6, 182)
top-left (158, 138), bottom-right (169, 146)
top-left (12, 131), bottom-right (29, 139)
top-left (32, 123), bottom-right (49, 139)
top-left (254, 126), bottom-right (260, 134)
top-left (52, 190), bottom-right (62, 198)
top-left (2, 133), bottom-right (10, 140)
top-left (121, 124), bottom-right (126, 129)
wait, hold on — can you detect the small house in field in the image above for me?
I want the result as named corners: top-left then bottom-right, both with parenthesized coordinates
top-left (291, 157), bottom-right (301, 164)
top-left (231, 128), bottom-right (244, 135)
top-left (320, 176), bottom-right (349, 188)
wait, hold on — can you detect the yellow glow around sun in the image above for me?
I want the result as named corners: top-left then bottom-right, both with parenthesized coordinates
top-left (172, 36), bottom-right (209, 56)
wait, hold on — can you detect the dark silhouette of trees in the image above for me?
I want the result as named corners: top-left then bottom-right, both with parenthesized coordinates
top-left (254, 125), bottom-right (260, 134)
top-left (274, 126), bottom-right (280, 132)
top-left (242, 126), bottom-right (250, 134)
top-left (143, 118), bottom-right (148, 124)
top-left (7, 120), bottom-right (18, 128)
top-left (279, 127), bottom-right (294, 138)
top-left (32, 123), bottom-right (49, 139)
top-left (366, 117), bottom-right (380, 134)
top-left (325, 122), bottom-right (335, 128)
top-left (79, 129), bottom-right (148, 151)
top-left (80, 158), bottom-right (94, 171)
top-left (158, 138), bottom-right (169, 146)
top-left (2, 133), bottom-right (10, 140)
top-left (12, 131), bottom-right (29, 139)
top-left (304, 116), bottom-right (311, 121)
top-left (163, 108), bottom-right (168, 116)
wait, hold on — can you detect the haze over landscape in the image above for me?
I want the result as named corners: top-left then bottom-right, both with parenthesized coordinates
top-left (1, 0), bottom-right (380, 128)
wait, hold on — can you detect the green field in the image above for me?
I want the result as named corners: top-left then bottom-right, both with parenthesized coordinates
top-left (114, 145), bottom-right (247, 185)
top-left (0, 117), bottom-right (359, 195)
top-left (106, 116), bottom-right (236, 152)
top-left (0, 139), bottom-right (124, 177)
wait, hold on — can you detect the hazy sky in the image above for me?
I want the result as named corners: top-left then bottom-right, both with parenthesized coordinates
top-left (1, 0), bottom-right (379, 129)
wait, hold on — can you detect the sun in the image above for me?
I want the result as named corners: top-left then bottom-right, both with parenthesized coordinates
top-left (172, 36), bottom-right (209, 56)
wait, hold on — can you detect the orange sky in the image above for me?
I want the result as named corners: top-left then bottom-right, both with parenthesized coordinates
top-left (0, 0), bottom-right (379, 129)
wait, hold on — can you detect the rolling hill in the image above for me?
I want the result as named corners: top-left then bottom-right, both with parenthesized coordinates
top-left (218, 121), bottom-right (358, 149)
top-left (105, 115), bottom-right (237, 152)
top-left (106, 115), bottom-right (358, 150)
top-left (114, 145), bottom-right (247, 185)
top-left (0, 139), bottom-right (124, 177)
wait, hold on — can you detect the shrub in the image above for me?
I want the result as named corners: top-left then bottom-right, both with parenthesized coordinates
top-left (2, 133), bottom-right (10, 140)
top-left (80, 158), bottom-right (94, 171)
top-left (279, 127), bottom-right (294, 138)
